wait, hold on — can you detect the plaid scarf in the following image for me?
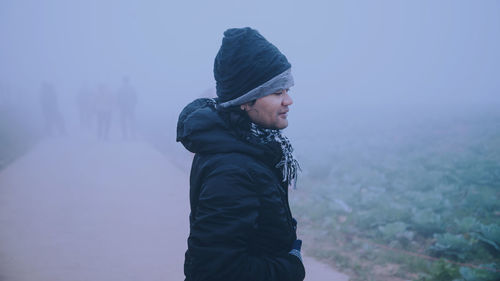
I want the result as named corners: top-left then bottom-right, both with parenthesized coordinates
top-left (247, 123), bottom-right (301, 189)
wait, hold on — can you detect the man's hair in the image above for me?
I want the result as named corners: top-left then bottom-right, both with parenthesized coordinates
top-left (216, 100), bottom-right (256, 139)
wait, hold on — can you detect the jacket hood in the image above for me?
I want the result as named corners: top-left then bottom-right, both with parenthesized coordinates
top-left (176, 98), bottom-right (279, 162)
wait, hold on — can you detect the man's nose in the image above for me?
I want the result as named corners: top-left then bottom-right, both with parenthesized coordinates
top-left (282, 91), bottom-right (293, 106)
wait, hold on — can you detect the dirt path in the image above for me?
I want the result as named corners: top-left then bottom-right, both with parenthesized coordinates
top-left (0, 138), bottom-right (349, 281)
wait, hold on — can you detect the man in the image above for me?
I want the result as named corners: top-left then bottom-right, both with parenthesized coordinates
top-left (177, 27), bottom-right (305, 281)
top-left (94, 83), bottom-right (113, 140)
top-left (40, 82), bottom-right (66, 136)
top-left (116, 76), bottom-right (137, 139)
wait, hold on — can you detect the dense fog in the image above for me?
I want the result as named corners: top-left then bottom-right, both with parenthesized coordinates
top-left (1, 1), bottom-right (499, 280)
top-left (2, 0), bottom-right (499, 136)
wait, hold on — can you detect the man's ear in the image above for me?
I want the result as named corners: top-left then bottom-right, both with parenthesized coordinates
top-left (240, 102), bottom-right (250, 111)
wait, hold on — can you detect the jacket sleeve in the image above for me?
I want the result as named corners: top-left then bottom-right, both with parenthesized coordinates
top-left (187, 166), bottom-right (305, 281)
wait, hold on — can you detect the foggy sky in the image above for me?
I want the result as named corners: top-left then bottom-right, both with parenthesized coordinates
top-left (1, 0), bottom-right (499, 132)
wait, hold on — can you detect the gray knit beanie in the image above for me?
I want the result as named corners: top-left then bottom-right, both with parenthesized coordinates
top-left (214, 27), bottom-right (294, 108)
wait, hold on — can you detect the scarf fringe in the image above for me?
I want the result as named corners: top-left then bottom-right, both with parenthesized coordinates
top-left (248, 123), bottom-right (301, 189)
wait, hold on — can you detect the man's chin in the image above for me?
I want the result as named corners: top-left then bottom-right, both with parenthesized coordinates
top-left (277, 121), bottom-right (289, 130)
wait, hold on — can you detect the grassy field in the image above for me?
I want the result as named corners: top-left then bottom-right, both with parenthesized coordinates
top-left (290, 109), bottom-right (500, 281)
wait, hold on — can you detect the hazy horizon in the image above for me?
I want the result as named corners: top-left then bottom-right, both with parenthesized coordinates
top-left (2, 1), bottom-right (499, 127)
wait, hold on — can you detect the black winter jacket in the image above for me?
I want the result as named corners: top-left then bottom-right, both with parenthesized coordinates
top-left (177, 98), bottom-right (305, 281)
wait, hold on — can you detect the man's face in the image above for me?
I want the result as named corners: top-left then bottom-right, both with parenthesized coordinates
top-left (242, 89), bottom-right (293, 129)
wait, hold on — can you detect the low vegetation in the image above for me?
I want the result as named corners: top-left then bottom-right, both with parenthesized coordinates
top-left (291, 110), bottom-right (500, 281)
top-left (0, 106), bottom-right (40, 171)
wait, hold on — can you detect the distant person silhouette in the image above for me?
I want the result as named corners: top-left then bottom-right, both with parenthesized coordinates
top-left (116, 76), bottom-right (137, 139)
top-left (94, 84), bottom-right (113, 140)
top-left (39, 82), bottom-right (66, 136)
top-left (76, 83), bottom-right (93, 130)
